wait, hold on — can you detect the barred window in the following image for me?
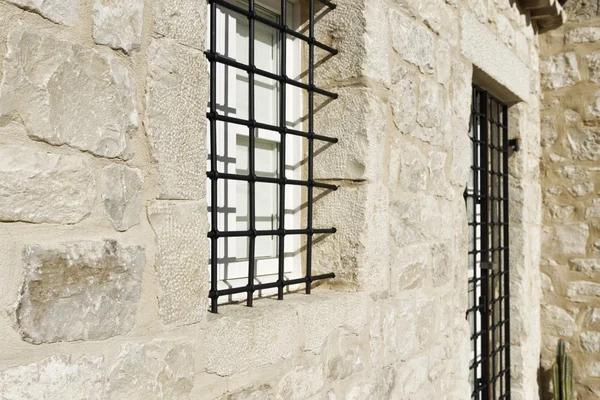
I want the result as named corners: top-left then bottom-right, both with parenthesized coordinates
top-left (206, 0), bottom-right (338, 313)
top-left (466, 84), bottom-right (511, 399)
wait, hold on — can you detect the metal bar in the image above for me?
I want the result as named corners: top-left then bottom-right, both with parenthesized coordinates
top-left (502, 102), bottom-right (511, 399)
top-left (208, 0), bottom-right (338, 54)
top-left (209, 227), bottom-right (336, 238)
top-left (277, 0), bottom-right (287, 301)
top-left (206, 171), bottom-right (338, 191)
top-left (209, 0), bottom-right (219, 314)
top-left (246, 0), bottom-right (256, 307)
top-left (306, 0), bottom-right (315, 295)
top-left (206, 112), bottom-right (338, 143)
top-left (216, 272), bottom-right (335, 296)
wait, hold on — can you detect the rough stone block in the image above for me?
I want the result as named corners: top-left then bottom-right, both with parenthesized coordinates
top-left (540, 52), bottom-right (582, 90)
top-left (543, 223), bottom-right (589, 256)
top-left (421, 0), bottom-right (458, 46)
top-left (152, 0), bottom-right (205, 49)
top-left (450, 61), bottom-right (474, 125)
top-left (204, 302), bottom-right (301, 376)
top-left (390, 9), bottom-right (434, 74)
top-left (390, 243), bottom-right (430, 292)
top-left (428, 151), bottom-right (453, 200)
top-left (4, 0), bottom-right (78, 25)
top-left (541, 305), bottom-right (576, 337)
top-left (0, 28), bottom-right (137, 159)
top-left (0, 144), bottom-right (95, 224)
top-left (581, 331), bottom-right (600, 353)
top-left (417, 80), bottom-right (449, 144)
top-left (0, 355), bottom-right (105, 399)
top-left (588, 51), bottom-right (600, 84)
top-left (565, 127), bottom-right (600, 161)
top-left (107, 339), bottom-right (194, 399)
top-left (314, 87), bottom-right (386, 181)
top-left (567, 281), bottom-right (600, 302)
top-left (146, 38), bottom-right (207, 200)
top-left (93, 0), bottom-right (144, 53)
top-left (390, 65), bottom-right (418, 134)
top-left (148, 200), bottom-right (208, 326)
top-left (570, 258), bottom-right (600, 277)
top-left (566, 27), bottom-right (600, 44)
top-left (277, 365), bottom-right (325, 400)
top-left (100, 164), bottom-right (144, 232)
top-left (389, 140), bottom-right (428, 195)
top-left (17, 240), bottom-right (145, 344)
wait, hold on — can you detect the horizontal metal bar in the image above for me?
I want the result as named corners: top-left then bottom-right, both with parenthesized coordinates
top-left (214, 272), bottom-right (335, 297)
top-left (205, 51), bottom-right (338, 99)
top-left (206, 112), bottom-right (338, 143)
top-left (317, 0), bottom-right (337, 9)
top-left (208, 0), bottom-right (338, 55)
top-left (207, 171), bottom-right (338, 191)
top-left (208, 227), bottom-right (336, 238)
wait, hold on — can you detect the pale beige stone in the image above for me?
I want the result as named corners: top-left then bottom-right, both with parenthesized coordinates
top-left (496, 14), bottom-right (515, 49)
top-left (0, 28), bottom-right (137, 159)
top-left (587, 199), bottom-right (600, 219)
top-left (152, 0), bottom-right (205, 49)
top-left (541, 115), bottom-right (558, 148)
top-left (566, 127), bottom-right (600, 161)
top-left (93, 0), bottom-right (144, 53)
top-left (391, 244), bottom-right (430, 291)
top-left (568, 281), bottom-right (600, 302)
top-left (395, 141), bottom-right (428, 194)
top-left (0, 355), bottom-right (105, 399)
top-left (547, 204), bottom-right (575, 220)
top-left (218, 385), bottom-right (274, 400)
top-left (277, 366), bottom-right (324, 400)
top-left (100, 164), bottom-right (143, 232)
top-left (556, 165), bottom-right (586, 180)
top-left (390, 9), bottom-right (434, 74)
top-left (421, 0), bottom-right (458, 45)
top-left (540, 53), bottom-right (581, 90)
top-left (148, 200), bottom-right (209, 326)
top-left (146, 38), bottom-right (207, 200)
top-left (569, 182), bottom-right (594, 197)
top-left (17, 240), bottom-right (145, 344)
top-left (417, 80), bottom-right (448, 141)
top-left (541, 305), bottom-right (577, 337)
top-left (390, 65), bottom-right (418, 134)
top-left (543, 223), bottom-right (589, 255)
top-left (570, 259), bottom-right (600, 276)
top-left (4, 0), bottom-right (79, 25)
top-left (566, 27), bottom-right (600, 44)
top-left (428, 151), bottom-right (453, 200)
top-left (588, 51), bottom-right (600, 84)
top-left (581, 331), bottom-right (600, 353)
top-left (0, 145), bottom-right (95, 224)
top-left (107, 340), bottom-right (194, 400)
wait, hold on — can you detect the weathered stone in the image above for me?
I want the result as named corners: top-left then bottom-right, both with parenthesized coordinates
top-left (205, 302), bottom-right (300, 376)
top-left (152, 0), bottom-right (205, 49)
top-left (391, 244), bottom-right (430, 291)
top-left (315, 88), bottom-right (386, 181)
top-left (324, 334), bottom-right (364, 380)
top-left (100, 164), bottom-right (143, 231)
top-left (383, 298), bottom-right (417, 364)
top-left (345, 368), bottom-right (395, 400)
top-left (390, 65), bottom-right (418, 134)
top-left (566, 127), bottom-right (600, 161)
top-left (588, 51), bottom-right (600, 84)
top-left (570, 259), bottom-right (600, 277)
top-left (586, 91), bottom-right (600, 119)
top-left (219, 385), bottom-right (274, 400)
top-left (569, 182), bottom-right (594, 197)
top-left (540, 53), bottom-right (581, 90)
top-left (566, 27), bottom-right (600, 44)
top-left (467, 0), bottom-right (487, 23)
top-left (582, 331), bottom-right (600, 353)
top-left (567, 281), bottom-right (600, 302)
top-left (450, 130), bottom-right (472, 187)
top-left (0, 28), bottom-right (137, 159)
top-left (0, 355), bottom-right (105, 399)
top-left (417, 80), bottom-right (448, 137)
top-left (541, 115), bottom-right (558, 148)
top-left (432, 242), bottom-right (452, 287)
top-left (4, 0), bottom-right (79, 25)
top-left (390, 9), bottom-right (434, 74)
top-left (587, 199), bottom-right (600, 219)
top-left (277, 366), bottom-right (324, 400)
top-left (107, 340), bottom-right (194, 400)
top-left (93, 0), bottom-right (144, 53)
top-left (428, 151), bottom-right (453, 200)
top-left (436, 40), bottom-right (452, 86)
top-left (0, 145), bottom-right (95, 224)
top-left (516, 31), bottom-right (530, 65)
top-left (363, 0), bottom-right (390, 86)
top-left (390, 195), bottom-right (449, 246)
top-left (547, 203), bottom-right (576, 220)
top-left (496, 14), bottom-right (515, 49)
top-left (146, 38), bottom-right (207, 199)
top-left (392, 141), bottom-right (428, 194)
top-left (557, 165), bottom-right (587, 180)
top-left (421, 1), bottom-right (458, 45)
top-left (563, 1), bottom-right (600, 19)
top-left (17, 240), bottom-right (145, 343)
top-left (541, 305), bottom-right (577, 337)
top-left (148, 201), bottom-right (208, 326)
top-left (543, 223), bottom-right (589, 255)
top-left (451, 61), bottom-right (473, 124)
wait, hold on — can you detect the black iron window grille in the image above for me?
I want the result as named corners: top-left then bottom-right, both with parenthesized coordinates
top-left (466, 85), bottom-right (511, 399)
top-left (206, 0), bottom-right (338, 313)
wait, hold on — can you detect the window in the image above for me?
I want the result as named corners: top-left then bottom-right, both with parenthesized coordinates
top-left (206, 0), bottom-right (338, 313)
top-left (466, 85), bottom-right (511, 399)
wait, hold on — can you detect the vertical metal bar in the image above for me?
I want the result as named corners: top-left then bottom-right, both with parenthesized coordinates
top-left (495, 99), bottom-right (503, 400)
top-left (209, 0), bottom-right (219, 314)
top-left (502, 103), bottom-right (511, 399)
top-left (247, 0), bottom-right (256, 307)
top-left (480, 89), bottom-right (490, 400)
top-left (490, 98), bottom-right (497, 400)
top-left (277, 0), bottom-right (287, 300)
top-left (305, 0), bottom-right (315, 294)
top-left (471, 87), bottom-right (481, 400)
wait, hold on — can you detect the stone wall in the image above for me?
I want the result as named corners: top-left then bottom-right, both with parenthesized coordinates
top-left (540, 2), bottom-right (600, 398)
top-left (0, 0), bottom-right (543, 398)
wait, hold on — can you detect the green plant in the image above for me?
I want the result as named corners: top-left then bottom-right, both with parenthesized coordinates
top-left (552, 339), bottom-right (574, 400)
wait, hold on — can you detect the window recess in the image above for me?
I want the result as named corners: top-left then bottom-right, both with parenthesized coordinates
top-left (206, 0), bottom-right (338, 313)
top-left (466, 85), bottom-right (511, 400)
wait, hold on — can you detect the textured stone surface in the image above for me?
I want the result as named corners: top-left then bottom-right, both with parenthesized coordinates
top-left (146, 38), bottom-right (207, 200)
top-left (582, 331), bottom-right (600, 353)
top-left (205, 303), bottom-right (300, 376)
top-left (4, 0), bottom-right (79, 25)
top-left (17, 240), bottom-right (145, 343)
top-left (0, 28), bottom-right (137, 159)
top-left (93, 0), bottom-right (144, 53)
top-left (0, 145), bottom-right (95, 224)
top-left (541, 305), bottom-right (577, 337)
top-left (390, 65), bottom-right (418, 134)
top-left (393, 141), bottom-right (427, 193)
top-left (100, 164), bottom-right (143, 231)
top-left (152, 0), bottom-right (205, 48)
top-left (543, 223), bottom-right (589, 255)
top-left (0, 355), bottom-right (105, 399)
top-left (541, 52), bottom-right (582, 90)
top-left (566, 127), bottom-right (600, 161)
top-left (567, 281), bottom-right (600, 302)
top-left (148, 201), bottom-right (208, 326)
top-left (588, 51), bottom-right (600, 84)
top-left (390, 9), bottom-right (434, 73)
top-left (277, 366), bottom-right (324, 400)
top-left (107, 340), bottom-right (194, 399)
top-left (566, 27), bottom-right (600, 44)
top-left (570, 259), bottom-right (600, 276)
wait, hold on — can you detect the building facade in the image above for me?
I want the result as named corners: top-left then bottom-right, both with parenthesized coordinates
top-left (0, 0), bottom-right (597, 399)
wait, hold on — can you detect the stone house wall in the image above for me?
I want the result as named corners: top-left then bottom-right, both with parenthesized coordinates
top-left (0, 0), bottom-right (545, 398)
top-left (540, 2), bottom-right (600, 398)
